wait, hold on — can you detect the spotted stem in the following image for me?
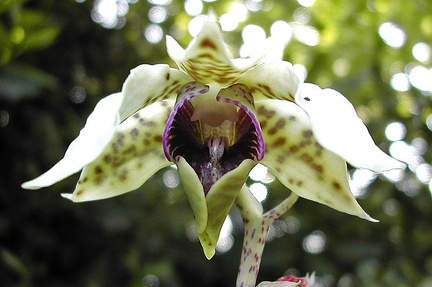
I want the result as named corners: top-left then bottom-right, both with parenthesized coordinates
top-left (235, 186), bottom-right (299, 287)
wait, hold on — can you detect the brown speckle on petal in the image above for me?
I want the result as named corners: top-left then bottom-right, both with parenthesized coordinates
top-left (133, 112), bottom-right (141, 119)
top-left (130, 128), bottom-right (139, 138)
top-left (257, 105), bottom-right (276, 119)
top-left (200, 38), bottom-right (218, 50)
top-left (153, 135), bottom-right (162, 142)
top-left (119, 170), bottom-right (128, 181)
top-left (275, 118), bottom-right (286, 129)
top-left (289, 145), bottom-right (299, 153)
top-left (272, 137), bottom-right (286, 147)
top-left (302, 129), bottom-right (313, 138)
top-left (332, 181), bottom-right (342, 191)
top-left (95, 166), bottom-right (103, 175)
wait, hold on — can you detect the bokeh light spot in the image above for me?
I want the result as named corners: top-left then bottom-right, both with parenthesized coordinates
top-left (188, 15), bottom-right (207, 37)
top-left (142, 274), bottom-right (160, 287)
top-left (0, 110), bottom-right (10, 127)
top-left (385, 121), bottom-right (406, 141)
top-left (297, 0), bottom-right (315, 7)
top-left (415, 163), bottom-right (432, 184)
top-left (145, 24), bottom-right (164, 43)
top-left (162, 169), bottom-right (180, 188)
top-left (284, 216), bottom-right (301, 234)
top-left (184, 0), bottom-right (203, 16)
top-left (147, 0), bottom-right (171, 5)
top-left (249, 183), bottom-right (268, 202)
top-left (408, 65), bottom-right (432, 93)
top-left (220, 13), bottom-right (239, 31)
top-left (91, 0), bottom-right (129, 29)
top-left (249, 164), bottom-right (268, 181)
top-left (378, 22), bottom-right (406, 48)
top-left (148, 6), bottom-right (168, 23)
top-left (412, 42), bottom-right (431, 63)
top-left (270, 20), bottom-right (293, 44)
top-left (332, 58), bottom-right (351, 77)
top-left (267, 220), bottom-right (287, 241)
top-left (349, 168), bottom-right (377, 197)
top-left (383, 198), bottom-right (399, 216)
top-left (220, 3), bottom-right (248, 31)
top-left (426, 114), bottom-right (432, 131)
top-left (69, 86), bottom-right (87, 104)
top-left (216, 216), bottom-right (234, 253)
top-left (390, 72), bottom-right (410, 92)
top-left (292, 23), bottom-right (320, 46)
top-left (245, 0), bottom-right (263, 12)
top-left (293, 7), bottom-right (311, 24)
top-left (240, 24), bottom-right (266, 57)
top-left (302, 230), bottom-right (326, 254)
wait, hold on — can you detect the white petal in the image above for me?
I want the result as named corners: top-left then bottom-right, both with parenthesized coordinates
top-left (166, 35), bottom-right (186, 62)
top-left (295, 83), bottom-right (405, 172)
top-left (23, 64), bottom-right (191, 190)
top-left (119, 64), bottom-right (191, 120)
top-left (22, 93), bottom-right (123, 190)
top-left (166, 20), bottom-right (264, 85)
top-left (63, 101), bottom-right (173, 202)
top-left (258, 100), bottom-right (375, 221)
top-left (238, 61), bottom-right (302, 102)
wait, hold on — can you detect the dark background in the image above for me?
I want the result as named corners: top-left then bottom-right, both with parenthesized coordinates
top-left (1, 0), bottom-right (432, 286)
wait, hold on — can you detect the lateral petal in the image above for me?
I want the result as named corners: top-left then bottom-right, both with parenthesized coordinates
top-left (23, 64), bottom-right (190, 191)
top-left (62, 100), bottom-right (173, 202)
top-left (22, 92), bottom-right (123, 190)
top-left (119, 64), bottom-right (192, 120)
top-left (217, 83), bottom-right (266, 160)
top-left (238, 61), bottom-right (302, 102)
top-left (295, 83), bottom-right (406, 172)
top-left (258, 100), bottom-right (376, 221)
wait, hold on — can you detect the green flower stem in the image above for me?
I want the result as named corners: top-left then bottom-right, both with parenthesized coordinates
top-left (235, 186), bottom-right (299, 287)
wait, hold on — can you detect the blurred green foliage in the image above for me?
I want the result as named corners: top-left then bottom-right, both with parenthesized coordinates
top-left (1, 0), bottom-right (432, 286)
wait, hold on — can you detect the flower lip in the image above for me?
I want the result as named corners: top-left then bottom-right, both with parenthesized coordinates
top-left (163, 81), bottom-right (265, 193)
top-left (163, 81), bottom-right (210, 160)
top-left (216, 95), bottom-right (265, 161)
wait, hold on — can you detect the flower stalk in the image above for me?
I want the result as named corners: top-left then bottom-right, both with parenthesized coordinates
top-left (235, 186), bottom-right (299, 287)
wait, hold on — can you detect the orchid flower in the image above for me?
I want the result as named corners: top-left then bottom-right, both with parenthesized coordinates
top-left (22, 17), bottom-right (405, 261)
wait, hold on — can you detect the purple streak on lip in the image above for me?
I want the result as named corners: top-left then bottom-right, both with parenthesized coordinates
top-left (163, 82), bottom-right (210, 161)
top-left (216, 97), bottom-right (266, 161)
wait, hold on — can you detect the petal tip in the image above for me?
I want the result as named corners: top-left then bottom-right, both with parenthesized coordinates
top-left (21, 180), bottom-right (39, 190)
top-left (61, 193), bottom-right (74, 201)
top-left (166, 35), bottom-right (186, 61)
top-left (21, 174), bottom-right (57, 190)
top-left (361, 212), bottom-right (379, 223)
top-left (204, 249), bottom-right (215, 260)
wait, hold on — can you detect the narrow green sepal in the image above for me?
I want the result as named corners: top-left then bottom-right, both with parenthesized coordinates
top-left (176, 156), bottom-right (208, 234)
top-left (198, 159), bottom-right (257, 259)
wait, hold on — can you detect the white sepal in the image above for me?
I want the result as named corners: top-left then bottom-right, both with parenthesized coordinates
top-left (22, 92), bottom-right (123, 190)
top-left (295, 83), bottom-right (405, 173)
